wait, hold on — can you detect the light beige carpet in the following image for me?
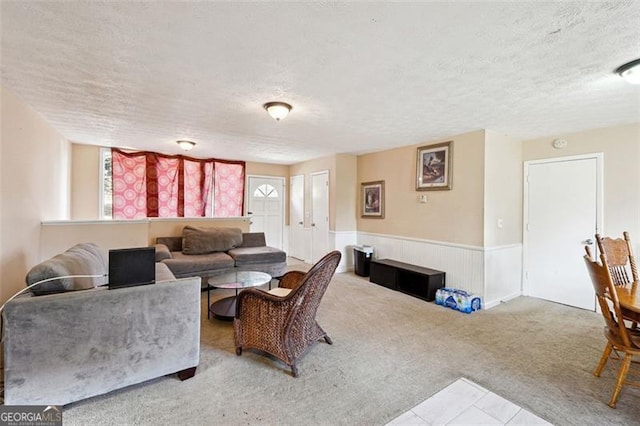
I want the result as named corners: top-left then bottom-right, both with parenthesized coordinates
top-left (64, 269), bottom-right (640, 425)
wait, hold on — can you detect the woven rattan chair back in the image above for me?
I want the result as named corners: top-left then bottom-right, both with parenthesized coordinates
top-left (234, 250), bottom-right (341, 377)
top-left (286, 251), bottom-right (341, 338)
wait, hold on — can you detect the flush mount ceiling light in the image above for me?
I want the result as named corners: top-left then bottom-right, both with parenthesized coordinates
top-left (263, 102), bottom-right (292, 121)
top-left (616, 59), bottom-right (640, 84)
top-left (176, 140), bottom-right (196, 151)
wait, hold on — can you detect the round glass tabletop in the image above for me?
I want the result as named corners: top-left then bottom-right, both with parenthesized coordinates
top-left (207, 271), bottom-right (272, 290)
top-left (207, 271), bottom-right (273, 321)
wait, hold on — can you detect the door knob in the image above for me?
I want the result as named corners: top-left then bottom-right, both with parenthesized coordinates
top-left (582, 239), bottom-right (594, 245)
top-left (298, 221), bottom-right (303, 225)
top-left (311, 223), bottom-right (316, 227)
top-left (247, 211), bottom-right (253, 215)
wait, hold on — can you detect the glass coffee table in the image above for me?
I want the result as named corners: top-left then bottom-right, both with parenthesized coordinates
top-left (207, 271), bottom-right (272, 321)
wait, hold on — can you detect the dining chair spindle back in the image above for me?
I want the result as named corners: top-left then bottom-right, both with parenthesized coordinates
top-left (596, 232), bottom-right (638, 287)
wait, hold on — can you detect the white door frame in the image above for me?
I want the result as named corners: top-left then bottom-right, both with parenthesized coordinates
top-left (522, 153), bottom-right (604, 297)
top-left (246, 175), bottom-right (286, 249)
top-left (311, 170), bottom-right (330, 264)
top-left (289, 174), bottom-right (306, 261)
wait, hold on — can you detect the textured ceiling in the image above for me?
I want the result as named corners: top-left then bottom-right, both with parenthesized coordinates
top-left (1, 1), bottom-right (639, 164)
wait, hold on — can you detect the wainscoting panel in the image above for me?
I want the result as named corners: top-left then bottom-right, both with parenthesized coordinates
top-left (302, 227), bottom-right (313, 264)
top-left (358, 232), bottom-right (485, 297)
top-left (357, 232), bottom-right (523, 309)
top-left (484, 244), bottom-right (522, 309)
top-left (330, 231), bottom-right (358, 273)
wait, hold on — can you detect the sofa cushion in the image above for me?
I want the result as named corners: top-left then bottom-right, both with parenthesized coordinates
top-left (227, 246), bottom-right (287, 266)
top-left (238, 232), bottom-right (266, 248)
top-left (26, 243), bottom-right (108, 295)
top-left (161, 251), bottom-right (235, 275)
top-left (182, 226), bottom-right (243, 255)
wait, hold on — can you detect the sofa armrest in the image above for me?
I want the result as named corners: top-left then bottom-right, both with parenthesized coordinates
top-left (155, 244), bottom-right (172, 262)
top-left (156, 236), bottom-right (183, 252)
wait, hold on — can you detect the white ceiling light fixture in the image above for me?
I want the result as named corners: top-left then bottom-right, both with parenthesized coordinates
top-left (264, 102), bottom-right (292, 121)
top-left (616, 59), bottom-right (640, 84)
top-left (177, 140), bottom-right (196, 151)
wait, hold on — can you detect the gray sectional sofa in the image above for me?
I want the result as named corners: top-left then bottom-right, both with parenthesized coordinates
top-left (155, 226), bottom-right (287, 279)
top-left (2, 243), bottom-right (201, 406)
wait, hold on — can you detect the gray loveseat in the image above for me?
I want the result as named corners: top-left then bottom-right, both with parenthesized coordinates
top-left (155, 226), bottom-right (287, 279)
top-left (2, 243), bottom-right (201, 406)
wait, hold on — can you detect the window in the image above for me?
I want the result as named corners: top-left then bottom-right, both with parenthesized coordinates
top-left (101, 148), bottom-right (245, 219)
top-left (101, 149), bottom-right (112, 219)
top-left (253, 184), bottom-right (278, 198)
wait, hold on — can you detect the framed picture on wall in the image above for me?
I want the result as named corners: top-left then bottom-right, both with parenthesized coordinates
top-left (416, 141), bottom-right (453, 191)
top-left (361, 180), bottom-right (385, 219)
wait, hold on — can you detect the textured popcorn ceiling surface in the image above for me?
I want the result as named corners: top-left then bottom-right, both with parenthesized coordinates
top-left (1, 2), bottom-right (639, 164)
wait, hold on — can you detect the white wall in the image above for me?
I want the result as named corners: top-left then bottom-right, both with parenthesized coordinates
top-left (523, 123), bottom-right (640, 255)
top-left (0, 85), bottom-right (70, 303)
top-left (483, 130), bottom-right (523, 306)
top-left (484, 130), bottom-right (523, 247)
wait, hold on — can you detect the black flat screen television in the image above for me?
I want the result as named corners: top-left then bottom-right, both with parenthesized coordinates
top-left (108, 247), bottom-right (156, 289)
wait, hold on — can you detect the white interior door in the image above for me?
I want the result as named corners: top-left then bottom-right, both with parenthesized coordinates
top-left (311, 171), bottom-right (329, 263)
top-left (289, 175), bottom-right (305, 260)
top-left (247, 176), bottom-right (284, 249)
top-left (524, 155), bottom-right (601, 310)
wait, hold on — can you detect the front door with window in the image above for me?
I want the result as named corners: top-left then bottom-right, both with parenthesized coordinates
top-left (247, 176), bottom-right (284, 249)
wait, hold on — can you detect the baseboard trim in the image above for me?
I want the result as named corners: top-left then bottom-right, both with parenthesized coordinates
top-left (484, 292), bottom-right (521, 310)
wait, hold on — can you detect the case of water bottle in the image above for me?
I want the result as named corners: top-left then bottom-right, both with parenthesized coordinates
top-left (435, 288), bottom-right (482, 314)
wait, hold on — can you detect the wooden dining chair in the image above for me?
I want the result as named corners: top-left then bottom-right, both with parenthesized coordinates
top-left (584, 251), bottom-right (640, 408)
top-left (595, 232), bottom-right (639, 329)
top-left (596, 232), bottom-right (638, 287)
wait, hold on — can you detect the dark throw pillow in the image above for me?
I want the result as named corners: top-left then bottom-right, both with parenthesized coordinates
top-left (181, 226), bottom-right (243, 255)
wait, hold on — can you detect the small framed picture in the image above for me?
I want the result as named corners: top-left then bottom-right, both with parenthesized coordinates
top-left (416, 141), bottom-right (453, 191)
top-left (361, 180), bottom-right (385, 219)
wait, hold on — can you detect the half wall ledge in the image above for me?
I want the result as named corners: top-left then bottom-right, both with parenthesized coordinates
top-left (40, 217), bottom-right (251, 261)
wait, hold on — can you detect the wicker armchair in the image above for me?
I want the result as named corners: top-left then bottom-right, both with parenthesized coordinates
top-left (233, 250), bottom-right (341, 377)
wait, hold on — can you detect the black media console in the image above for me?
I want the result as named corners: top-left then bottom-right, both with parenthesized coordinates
top-left (369, 259), bottom-right (445, 302)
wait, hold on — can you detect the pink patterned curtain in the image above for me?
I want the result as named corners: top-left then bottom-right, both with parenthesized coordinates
top-left (111, 149), bottom-right (243, 218)
top-left (147, 154), bottom-right (180, 217)
top-left (184, 159), bottom-right (214, 217)
top-left (112, 150), bottom-right (147, 219)
top-left (214, 162), bottom-right (245, 217)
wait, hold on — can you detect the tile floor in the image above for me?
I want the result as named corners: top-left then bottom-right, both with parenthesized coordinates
top-left (387, 378), bottom-right (552, 425)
